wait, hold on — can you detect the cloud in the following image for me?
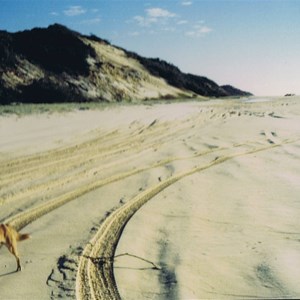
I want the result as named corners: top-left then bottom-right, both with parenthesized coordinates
top-left (146, 8), bottom-right (176, 18)
top-left (133, 15), bottom-right (156, 27)
top-left (177, 20), bottom-right (188, 25)
top-left (182, 1), bottom-right (193, 6)
top-left (133, 7), bottom-right (176, 27)
top-left (185, 25), bottom-right (213, 37)
top-left (50, 12), bottom-right (59, 16)
top-left (64, 6), bottom-right (86, 17)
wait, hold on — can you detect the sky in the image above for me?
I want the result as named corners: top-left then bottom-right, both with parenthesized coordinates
top-left (1, 0), bottom-right (300, 96)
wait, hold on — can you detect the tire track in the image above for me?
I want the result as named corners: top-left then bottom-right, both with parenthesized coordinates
top-left (4, 135), bottom-right (295, 229)
top-left (3, 142), bottom-right (230, 228)
top-left (0, 113), bottom-right (213, 210)
top-left (75, 139), bottom-right (298, 300)
top-left (0, 111), bottom-right (207, 183)
top-left (0, 117), bottom-right (175, 176)
top-left (0, 117), bottom-right (191, 196)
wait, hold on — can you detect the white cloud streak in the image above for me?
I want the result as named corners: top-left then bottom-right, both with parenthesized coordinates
top-left (64, 6), bottom-right (86, 17)
top-left (134, 7), bottom-right (176, 27)
top-left (182, 1), bottom-right (193, 6)
top-left (131, 6), bottom-right (212, 39)
top-left (146, 8), bottom-right (176, 18)
top-left (185, 25), bottom-right (213, 37)
top-left (50, 12), bottom-right (59, 16)
top-left (177, 20), bottom-right (188, 25)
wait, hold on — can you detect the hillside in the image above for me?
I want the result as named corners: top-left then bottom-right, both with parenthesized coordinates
top-left (0, 24), bottom-right (252, 104)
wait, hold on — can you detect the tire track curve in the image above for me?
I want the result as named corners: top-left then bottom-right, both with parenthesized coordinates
top-left (75, 139), bottom-right (297, 300)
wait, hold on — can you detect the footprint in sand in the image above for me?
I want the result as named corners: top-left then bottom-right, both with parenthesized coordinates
top-left (271, 131), bottom-right (277, 137)
top-left (260, 130), bottom-right (279, 144)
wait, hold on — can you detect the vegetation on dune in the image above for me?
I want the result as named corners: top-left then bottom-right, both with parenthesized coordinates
top-left (0, 102), bottom-right (110, 116)
top-left (13, 24), bottom-right (96, 75)
top-left (126, 53), bottom-right (230, 97)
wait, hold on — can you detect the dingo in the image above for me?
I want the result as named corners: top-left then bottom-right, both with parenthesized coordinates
top-left (0, 224), bottom-right (30, 271)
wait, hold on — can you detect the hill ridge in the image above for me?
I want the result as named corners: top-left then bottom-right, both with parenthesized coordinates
top-left (0, 24), bottom-right (252, 104)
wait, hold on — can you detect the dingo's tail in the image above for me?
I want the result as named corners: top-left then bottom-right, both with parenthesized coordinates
top-left (17, 233), bottom-right (30, 241)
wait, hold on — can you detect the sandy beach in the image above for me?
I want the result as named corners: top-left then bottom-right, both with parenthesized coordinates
top-left (1, 97), bottom-right (300, 299)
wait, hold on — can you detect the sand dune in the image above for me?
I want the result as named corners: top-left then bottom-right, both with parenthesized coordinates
top-left (0, 97), bottom-right (300, 299)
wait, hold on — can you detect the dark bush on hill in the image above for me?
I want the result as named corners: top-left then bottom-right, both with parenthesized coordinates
top-left (20, 78), bottom-right (83, 103)
top-left (12, 24), bottom-right (96, 75)
top-left (0, 83), bottom-right (19, 104)
top-left (126, 52), bottom-right (227, 97)
top-left (88, 34), bottom-right (111, 45)
top-left (0, 31), bottom-right (17, 67)
top-left (221, 85), bottom-right (251, 97)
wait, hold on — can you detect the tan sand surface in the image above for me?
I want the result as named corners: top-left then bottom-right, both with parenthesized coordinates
top-left (0, 97), bottom-right (300, 299)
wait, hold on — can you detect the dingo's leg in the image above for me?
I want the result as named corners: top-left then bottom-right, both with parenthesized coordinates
top-left (6, 238), bottom-right (21, 271)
